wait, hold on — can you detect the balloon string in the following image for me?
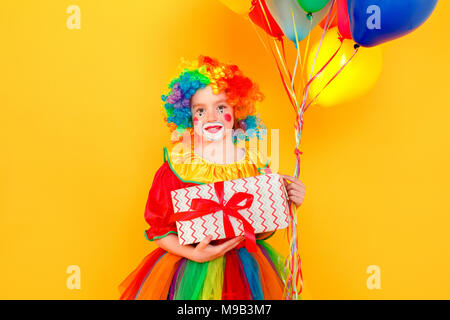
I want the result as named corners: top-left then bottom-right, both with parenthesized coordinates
top-left (302, 36), bottom-right (344, 97)
top-left (249, 20), bottom-right (297, 113)
top-left (256, 0), bottom-right (275, 38)
top-left (295, 0), bottom-right (336, 178)
top-left (257, 0), bottom-right (294, 88)
top-left (307, 0), bottom-right (335, 81)
top-left (280, 7), bottom-right (308, 300)
top-left (300, 0), bottom-right (336, 114)
top-left (298, 18), bottom-right (313, 97)
top-left (252, 0), bottom-right (339, 300)
top-left (255, 0), bottom-right (300, 111)
top-left (304, 46), bottom-right (359, 112)
top-left (284, 1), bottom-right (337, 299)
top-left (282, 5), bottom-right (317, 300)
top-left (290, 37), bottom-right (300, 90)
top-left (248, 14), bottom-right (272, 54)
top-left (281, 38), bottom-right (295, 91)
top-left (290, 9), bottom-right (303, 92)
top-left (273, 40), bottom-right (299, 108)
top-left (294, 20), bottom-right (311, 102)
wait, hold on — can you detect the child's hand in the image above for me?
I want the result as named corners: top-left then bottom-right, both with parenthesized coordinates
top-left (281, 174), bottom-right (306, 208)
top-left (190, 235), bottom-right (244, 263)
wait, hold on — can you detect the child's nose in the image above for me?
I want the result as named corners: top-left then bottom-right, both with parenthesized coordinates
top-left (206, 108), bottom-right (217, 122)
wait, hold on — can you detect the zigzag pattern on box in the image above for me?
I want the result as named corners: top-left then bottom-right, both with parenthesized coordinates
top-left (170, 174), bottom-right (290, 245)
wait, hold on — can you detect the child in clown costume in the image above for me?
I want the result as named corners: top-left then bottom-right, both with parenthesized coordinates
top-left (118, 55), bottom-right (305, 300)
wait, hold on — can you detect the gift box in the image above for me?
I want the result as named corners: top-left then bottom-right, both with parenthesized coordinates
top-left (169, 173), bottom-right (290, 252)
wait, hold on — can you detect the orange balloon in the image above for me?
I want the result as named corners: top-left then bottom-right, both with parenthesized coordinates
top-left (319, 2), bottom-right (338, 29)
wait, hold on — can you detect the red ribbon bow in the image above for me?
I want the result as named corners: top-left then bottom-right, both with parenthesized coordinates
top-left (169, 181), bottom-right (257, 252)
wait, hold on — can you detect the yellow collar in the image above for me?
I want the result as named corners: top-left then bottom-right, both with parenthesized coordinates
top-left (163, 146), bottom-right (270, 184)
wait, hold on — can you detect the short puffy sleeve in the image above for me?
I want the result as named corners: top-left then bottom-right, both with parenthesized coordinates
top-left (144, 162), bottom-right (184, 241)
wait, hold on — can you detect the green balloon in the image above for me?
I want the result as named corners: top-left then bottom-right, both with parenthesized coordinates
top-left (296, 0), bottom-right (330, 13)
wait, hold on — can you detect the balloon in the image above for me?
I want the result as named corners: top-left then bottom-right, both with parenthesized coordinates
top-left (297, 0), bottom-right (330, 13)
top-left (337, 0), bottom-right (352, 39)
top-left (305, 30), bottom-right (382, 107)
top-left (249, 0), bottom-right (284, 39)
top-left (266, 0), bottom-right (333, 43)
top-left (218, 0), bottom-right (253, 15)
top-left (347, 0), bottom-right (438, 47)
top-left (319, 2), bottom-right (337, 29)
top-left (318, 0), bottom-right (351, 40)
top-left (319, 0), bottom-right (351, 40)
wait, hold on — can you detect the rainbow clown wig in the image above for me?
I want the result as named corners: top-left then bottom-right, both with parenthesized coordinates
top-left (161, 55), bottom-right (267, 144)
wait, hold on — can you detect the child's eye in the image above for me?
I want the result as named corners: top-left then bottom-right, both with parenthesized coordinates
top-left (217, 105), bottom-right (226, 114)
top-left (196, 108), bottom-right (205, 116)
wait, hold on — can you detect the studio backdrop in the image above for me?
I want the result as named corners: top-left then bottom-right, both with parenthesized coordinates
top-left (0, 0), bottom-right (449, 299)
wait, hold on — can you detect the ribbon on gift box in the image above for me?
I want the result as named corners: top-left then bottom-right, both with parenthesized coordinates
top-left (169, 180), bottom-right (257, 252)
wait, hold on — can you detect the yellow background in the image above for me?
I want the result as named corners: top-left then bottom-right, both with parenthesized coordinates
top-left (1, 0), bottom-right (449, 299)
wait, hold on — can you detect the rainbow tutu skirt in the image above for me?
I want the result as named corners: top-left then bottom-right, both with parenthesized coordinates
top-left (118, 239), bottom-right (286, 300)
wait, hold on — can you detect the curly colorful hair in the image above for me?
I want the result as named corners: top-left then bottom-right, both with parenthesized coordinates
top-left (161, 55), bottom-right (267, 144)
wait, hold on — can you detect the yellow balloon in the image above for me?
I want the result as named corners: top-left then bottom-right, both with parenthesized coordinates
top-left (305, 29), bottom-right (383, 108)
top-left (218, 0), bottom-right (253, 15)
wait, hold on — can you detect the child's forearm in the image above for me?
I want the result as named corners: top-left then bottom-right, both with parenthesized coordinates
top-left (154, 234), bottom-right (195, 260)
top-left (156, 233), bottom-right (246, 263)
top-left (157, 234), bottom-right (245, 263)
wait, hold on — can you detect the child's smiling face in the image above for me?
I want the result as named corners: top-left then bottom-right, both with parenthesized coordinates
top-left (191, 85), bottom-right (234, 142)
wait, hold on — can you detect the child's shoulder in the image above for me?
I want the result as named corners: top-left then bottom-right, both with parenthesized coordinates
top-left (247, 148), bottom-right (271, 170)
top-left (163, 144), bottom-right (196, 165)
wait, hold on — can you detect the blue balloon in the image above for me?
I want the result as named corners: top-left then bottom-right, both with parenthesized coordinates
top-left (347, 0), bottom-right (438, 47)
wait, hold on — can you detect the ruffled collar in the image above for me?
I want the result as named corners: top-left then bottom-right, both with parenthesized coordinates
top-left (163, 146), bottom-right (270, 184)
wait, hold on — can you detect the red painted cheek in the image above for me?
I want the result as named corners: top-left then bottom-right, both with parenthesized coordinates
top-left (193, 117), bottom-right (198, 125)
top-left (224, 113), bottom-right (232, 122)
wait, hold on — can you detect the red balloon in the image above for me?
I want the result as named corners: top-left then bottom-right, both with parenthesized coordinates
top-left (318, 0), bottom-right (352, 40)
top-left (337, 0), bottom-right (352, 39)
top-left (249, 0), bottom-right (284, 39)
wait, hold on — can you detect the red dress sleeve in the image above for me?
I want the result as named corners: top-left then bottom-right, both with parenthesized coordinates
top-left (144, 162), bottom-right (186, 241)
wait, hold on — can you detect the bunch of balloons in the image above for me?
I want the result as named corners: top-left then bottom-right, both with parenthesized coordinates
top-left (220, 0), bottom-right (438, 107)
top-left (217, 0), bottom-right (438, 300)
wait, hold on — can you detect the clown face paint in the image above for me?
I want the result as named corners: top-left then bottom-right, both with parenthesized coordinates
top-left (202, 121), bottom-right (225, 141)
top-left (191, 86), bottom-right (234, 142)
top-left (224, 113), bottom-right (232, 122)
